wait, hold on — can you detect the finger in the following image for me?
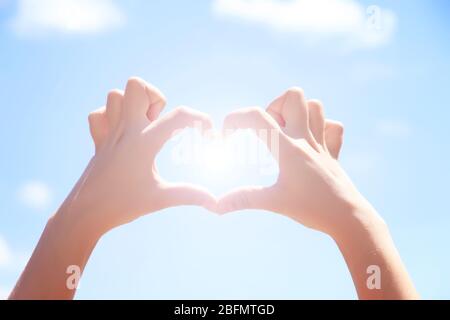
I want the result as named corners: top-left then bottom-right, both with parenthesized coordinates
top-left (215, 186), bottom-right (276, 214)
top-left (280, 88), bottom-right (311, 140)
top-left (106, 89), bottom-right (124, 130)
top-left (266, 93), bottom-right (286, 127)
top-left (147, 106), bottom-right (213, 151)
top-left (325, 120), bottom-right (344, 159)
top-left (122, 77), bottom-right (166, 124)
top-left (223, 107), bottom-right (289, 159)
top-left (145, 83), bottom-right (167, 122)
top-left (161, 183), bottom-right (217, 211)
top-left (308, 100), bottom-right (326, 147)
top-left (88, 107), bottom-right (108, 152)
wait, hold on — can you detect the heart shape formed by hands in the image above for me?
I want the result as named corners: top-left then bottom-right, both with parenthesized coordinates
top-left (86, 77), bottom-right (361, 237)
top-left (10, 73), bottom-right (419, 302)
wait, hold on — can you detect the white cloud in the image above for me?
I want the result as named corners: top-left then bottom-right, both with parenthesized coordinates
top-left (17, 180), bottom-right (52, 211)
top-left (0, 236), bottom-right (12, 268)
top-left (213, 0), bottom-right (397, 48)
top-left (376, 120), bottom-right (412, 139)
top-left (11, 0), bottom-right (125, 36)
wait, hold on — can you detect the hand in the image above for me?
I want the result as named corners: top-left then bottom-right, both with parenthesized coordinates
top-left (65, 77), bottom-right (216, 236)
top-left (216, 88), bottom-right (382, 237)
top-left (10, 77), bottom-right (218, 300)
top-left (216, 88), bottom-right (418, 299)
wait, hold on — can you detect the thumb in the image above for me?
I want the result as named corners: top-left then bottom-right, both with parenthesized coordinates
top-left (161, 183), bottom-right (217, 211)
top-left (215, 186), bottom-right (275, 214)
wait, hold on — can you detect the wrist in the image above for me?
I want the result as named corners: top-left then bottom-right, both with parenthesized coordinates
top-left (328, 198), bottom-right (388, 245)
top-left (52, 197), bottom-right (105, 247)
top-left (55, 162), bottom-right (114, 240)
top-left (326, 201), bottom-right (418, 299)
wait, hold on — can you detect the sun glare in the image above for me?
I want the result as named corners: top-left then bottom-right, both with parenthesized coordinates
top-left (201, 138), bottom-right (234, 176)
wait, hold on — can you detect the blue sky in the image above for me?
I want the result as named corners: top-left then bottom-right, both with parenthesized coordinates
top-left (0, 0), bottom-right (449, 299)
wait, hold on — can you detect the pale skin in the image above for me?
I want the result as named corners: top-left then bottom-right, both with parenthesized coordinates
top-left (216, 88), bottom-right (419, 300)
top-left (9, 79), bottom-right (418, 300)
top-left (9, 77), bottom-right (216, 299)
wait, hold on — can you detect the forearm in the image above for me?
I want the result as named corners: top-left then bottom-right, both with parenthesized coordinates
top-left (332, 204), bottom-right (418, 300)
top-left (9, 203), bottom-right (101, 300)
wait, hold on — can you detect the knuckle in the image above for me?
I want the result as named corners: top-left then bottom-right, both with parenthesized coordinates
top-left (326, 120), bottom-right (344, 138)
top-left (247, 106), bottom-right (264, 118)
top-left (286, 86), bottom-right (305, 99)
top-left (175, 105), bottom-right (190, 116)
top-left (87, 112), bottom-right (95, 123)
top-left (88, 107), bottom-right (106, 125)
top-left (126, 77), bottom-right (146, 91)
top-left (146, 84), bottom-right (167, 106)
top-left (308, 99), bottom-right (324, 112)
top-left (173, 106), bottom-right (195, 123)
top-left (334, 121), bottom-right (345, 137)
top-left (107, 89), bottom-right (124, 103)
top-left (87, 112), bottom-right (98, 126)
top-left (107, 89), bottom-right (123, 99)
top-left (158, 94), bottom-right (168, 106)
